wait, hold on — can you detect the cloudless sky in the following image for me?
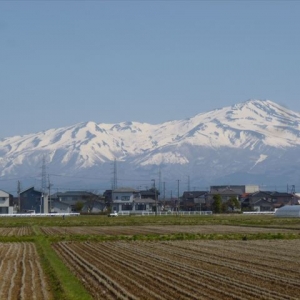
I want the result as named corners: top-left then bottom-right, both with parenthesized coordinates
top-left (1, 1), bottom-right (300, 138)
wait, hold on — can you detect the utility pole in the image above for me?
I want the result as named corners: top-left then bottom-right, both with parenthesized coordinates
top-left (177, 179), bottom-right (180, 213)
top-left (17, 181), bottom-right (21, 213)
top-left (158, 167), bottom-right (161, 199)
top-left (41, 155), bottom-right (47, 194)
top-left (41, 156), bottom-right (47, 214)
top-left (48, 175), bottom-right (53, 213)
top-left (152, 179), bottom-right (157, 216)
top-left (290, 185), bottom-right (295, 205)
top-left (112, 158), bottom-right (118, 190)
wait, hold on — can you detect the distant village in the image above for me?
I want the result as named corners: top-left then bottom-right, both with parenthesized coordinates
top-left (0, 184), bottom-right (299, 215)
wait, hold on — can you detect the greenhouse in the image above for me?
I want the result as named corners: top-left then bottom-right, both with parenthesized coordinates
top-left (275, 205), bottom-right (300, 218)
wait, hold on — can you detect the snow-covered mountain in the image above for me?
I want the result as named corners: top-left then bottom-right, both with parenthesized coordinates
top-left (1, 99), bottom-right (300, 193)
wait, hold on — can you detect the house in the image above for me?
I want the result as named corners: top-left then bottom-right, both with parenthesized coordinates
top-left (210, 185), bottom-right (259, 195)
top-left (140, 189), bottom-right (158, 200)
top-left (103, 189), bottom-right (113, 207)
top-left (51, 200), bottom-right (72, 214)
top-left (20, 187), bottom-right (48, 213)
top-left (82, 200), bottom-right (107, 213)
top-left (111, 187), bottom-right (156, 213)
top-left (244, 191), bottom-right (297, 211)
top-left (0, 189), bottom-right (14, 214)
top-left (207, 185), bottom-right (259, 210)
top-left (50, 191), bottom-right (100, 212)
top-left (210, 185), bottom-right (258, 202)
top-left (252, 198), bottom-right (275, 212)
top-left (180, 191), bottom-right (209, 211)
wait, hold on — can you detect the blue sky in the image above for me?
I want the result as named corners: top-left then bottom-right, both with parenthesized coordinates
top-left (1, 1), bottom-right (300, 138)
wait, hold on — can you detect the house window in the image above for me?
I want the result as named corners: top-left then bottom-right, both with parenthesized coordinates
top-left (121, 196), bottom-right (130, 201)
top-left (135, 204), bottom-right (146, 211)
top-left (121, 204), bottom-right (132, 211)
top-left (0, 207), bottom-right (8, 214)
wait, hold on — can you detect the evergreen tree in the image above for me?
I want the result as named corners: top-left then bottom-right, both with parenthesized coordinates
top-left (212, 194), bottom-right (222, 213)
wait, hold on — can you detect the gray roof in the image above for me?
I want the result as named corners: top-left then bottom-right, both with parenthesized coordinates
top-left (112, 187), bottom-right (139, 193)
top-left (113, 198), bottom-right (155, 204)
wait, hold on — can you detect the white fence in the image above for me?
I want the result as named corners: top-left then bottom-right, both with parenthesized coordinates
top-left (0, 213), bottom-right (80, 217)
top-left (243, 211), bottom-right (275, 215)
top-left (118, 211), bottom-right (213, 216)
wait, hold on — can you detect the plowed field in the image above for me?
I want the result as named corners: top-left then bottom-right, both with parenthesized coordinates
top-left (0, 242), bottom-right (51, 299)
top-left (53, 239), bottom-right (300, 300)
top-left (41, 224), bottom-right (298, 236)
top-left (0, 227), bottom-right (32, 236)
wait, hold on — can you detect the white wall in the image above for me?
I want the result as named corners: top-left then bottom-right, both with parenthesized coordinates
top-left (245, 185), bottom-right (260, 193)
top-left (43, 194), bottom-right (48, 214)
top-left (0, 190), bottom-right (13, 213)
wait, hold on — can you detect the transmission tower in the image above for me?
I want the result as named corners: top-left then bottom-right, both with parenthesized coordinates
top-left (290, 185), bottom-right (295, 194)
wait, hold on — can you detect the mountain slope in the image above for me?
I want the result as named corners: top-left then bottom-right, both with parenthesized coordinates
top-left (1, 99), bottom-right (299, 192)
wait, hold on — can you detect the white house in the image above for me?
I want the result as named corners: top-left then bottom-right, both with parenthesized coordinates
top-left (0, 189), bottom-right (14, 214)
top-left (112, 187), bottom-right (156, 213)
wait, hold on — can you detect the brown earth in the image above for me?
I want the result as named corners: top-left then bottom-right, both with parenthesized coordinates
top-left (53, 239), bottom-right (300, 300)
top-left (0, 243), bottom-right (51, 299)
top-left (0, 227), bottom-right (33, 236)
top-left (41, 224), bottom-right (299, 236)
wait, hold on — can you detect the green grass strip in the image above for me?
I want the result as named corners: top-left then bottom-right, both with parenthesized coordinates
top-left (1, 214), bottom-right (300, 227)
top-left (34, 226), bottom-right (92, 300)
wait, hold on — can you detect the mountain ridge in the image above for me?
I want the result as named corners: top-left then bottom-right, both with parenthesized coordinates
top-left (1, 99), bottom-right (300, 193)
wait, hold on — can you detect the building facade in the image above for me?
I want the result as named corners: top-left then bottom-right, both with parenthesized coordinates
top-left (111, 187), bottom-right (156, 213)
top-left (0, 189), bottom-right (14, 214)
top-left (20, 187), bottom-right (47, 213)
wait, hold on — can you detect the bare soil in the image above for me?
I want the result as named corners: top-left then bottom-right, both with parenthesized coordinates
top-left (41, 224), bottom-right (299, 236)
top-left (53, 239), bottom-right (300, 300)
top-left (0, 243), bottom-right (51, 299)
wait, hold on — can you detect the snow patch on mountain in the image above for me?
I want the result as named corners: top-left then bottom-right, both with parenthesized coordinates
top-left (250, 154), bottom-right (268, 170)
top-left (138, 152), bottom-right (189, 166)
